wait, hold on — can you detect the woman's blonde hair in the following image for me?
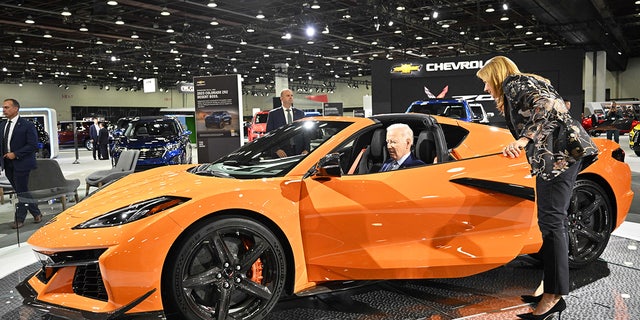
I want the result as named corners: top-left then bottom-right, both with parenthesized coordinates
top-left (476, 56), bottom-right (521, 114)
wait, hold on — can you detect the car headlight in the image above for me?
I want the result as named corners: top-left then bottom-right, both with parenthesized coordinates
top-left (74, 196), bottom-right (189, 229)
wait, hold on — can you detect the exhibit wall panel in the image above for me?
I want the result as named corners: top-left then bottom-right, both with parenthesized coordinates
top-left (618, 57), bottom-right (640, 99)
top-left (0, 83), bottom-right (194, 121)
top-left (372, 50), bottom-right (584, 126)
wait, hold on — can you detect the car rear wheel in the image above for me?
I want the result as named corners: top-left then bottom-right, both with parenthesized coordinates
top-left (164, 216), bottom-right (286, 320)
top-left (567, 179), bottom-right (613, 268)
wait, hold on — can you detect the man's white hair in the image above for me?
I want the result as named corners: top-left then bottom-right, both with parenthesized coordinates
top-left (386, 123), bottom-right (414, 145)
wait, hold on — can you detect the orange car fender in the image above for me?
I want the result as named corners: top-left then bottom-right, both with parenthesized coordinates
top-left (165, 177), bottom-right (318, 293)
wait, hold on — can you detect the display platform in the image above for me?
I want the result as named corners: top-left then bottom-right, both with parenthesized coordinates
top-left (1, 235), bottom-right (637, 320)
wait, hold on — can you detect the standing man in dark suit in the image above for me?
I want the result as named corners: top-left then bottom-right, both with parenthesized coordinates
top-left (266, 89), bottom-right (305, 133)
top-left (266, 89), bottom-right (308, 157)
top-left (379, 123), bottom-right (425, 172)
top-left (89, 117), bottom-right (100, 160)
top-left (97, 122), bottom-right (109, 160)
top-left (1, 98), bottom-right (42, 229)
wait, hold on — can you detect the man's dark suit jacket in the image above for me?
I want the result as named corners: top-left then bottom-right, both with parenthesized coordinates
top-left (89, 124), bottom-right (99, 140)
top-left (1, 117), bottom-right (38, 172)
top-left (265, 107), bottom-right (305, 132)
top-left (379, 154), bottom-right (425, 172)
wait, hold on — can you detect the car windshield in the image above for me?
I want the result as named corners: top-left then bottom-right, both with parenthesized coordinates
top-left (410, 102), bottom-right (465, 118)
top-left (194, 119), bottom-right (351, 179)
top-left (125, 120), bottom-right (178, 137)
top-left (255, 113), bottom-right (269, 124)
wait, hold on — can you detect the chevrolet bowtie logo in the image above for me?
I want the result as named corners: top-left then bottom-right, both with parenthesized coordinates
top-left (391, 64), bottom-right (422, 74)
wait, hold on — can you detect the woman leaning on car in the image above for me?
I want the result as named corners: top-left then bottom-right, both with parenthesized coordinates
top-left (476, 56), bottom-right (597, 320)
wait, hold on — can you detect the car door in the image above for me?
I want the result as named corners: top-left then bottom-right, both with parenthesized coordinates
top-left (299, 154), bottom-right (536, 281)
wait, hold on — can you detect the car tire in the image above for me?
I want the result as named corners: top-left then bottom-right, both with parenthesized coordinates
top-left (567, 179), bottom-right (613, 268)
top-left (163, 216), bottom-right (287, 320)
top-left (85, 139), bottom-right (93, 151)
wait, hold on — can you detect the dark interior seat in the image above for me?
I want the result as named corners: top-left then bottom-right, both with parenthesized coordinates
top-left (357, 128), bottom-right (387, 173)
top-left (414, 130), bottom-right (437, 164)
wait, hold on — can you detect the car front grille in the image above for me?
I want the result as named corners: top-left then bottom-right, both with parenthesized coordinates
top-left (73, 263), bottom-right (109, 301)
top-left (139, 147), bottom-right (165, 159)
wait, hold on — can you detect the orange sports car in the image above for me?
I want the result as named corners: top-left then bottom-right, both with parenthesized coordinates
top-left (18, 113), bottom-right (633, 320)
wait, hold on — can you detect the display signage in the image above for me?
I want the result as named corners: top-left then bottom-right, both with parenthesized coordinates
top-left (143, 78), bottom-right (157, 93)
top-left (323, 102), bottom-right (343, 116)
top-left (194, 75), bottom-right (243, 163)
top-left (178, 83), bottom-right (194, 93)
top-left (373, 50), bottom-right (585, 123)
top-left (390, 60), bottom-right (487, 78)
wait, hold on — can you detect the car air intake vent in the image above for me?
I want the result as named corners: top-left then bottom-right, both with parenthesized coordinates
top-left (73, 263), bottom-right (108, 301)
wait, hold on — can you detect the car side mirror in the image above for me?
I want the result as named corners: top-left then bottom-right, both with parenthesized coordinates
top-left (312, 153), bottom-right (342, 179)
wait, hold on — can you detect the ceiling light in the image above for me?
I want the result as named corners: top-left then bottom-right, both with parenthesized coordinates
top-left (306, 26), bottom-right (316, 37)
top-left (432, 11), bottom-right (439, 19)
top-left (311, 0), bottom-right (320, 9)
top-left (503, 3), bottom-right (509, 10)
top-left (14, 37), bottom-right (23, 44)
top-left (107, 1), bottom-right (118, 5)
top-left (322, 25), bottom-right (330, 34)
top-left (346, 34), bottom-right (354, 40)
top-left (115, 16), bottom-right (124, 25)
top-left (43, 32), bottom-right (52, 38)
top-left (166, 25), bottom-right (175, 33)
top-left (210, 18), bottom-right (219, 25)
top-left (281, 32), bottom-right (291, 39)
top-left (131, 32), bottom-right (139, 39)
top-left (500, 15), bottom-right (509, 21)
top-left (256, 10), bottom-right (265, 19)
top-left (79, 24), bottom-right (88, 32)
top-left (246, 26), bottom-right (255, 32)
top-left (515, 24), bottom-right (523, 29)
top-left (25, 16), bottom-right (35, 24)
top-left (61, 7), bottom-right (72, 16)
top-left (208, 1), bottom-right (217, 7)
top-left (486, 6), bottom-right (495, 13)
top-left (96, 38), bottom-right (103, 44)
top-left (240, 39), bottom-right (247, 45)
top-left (161, 7), bottom-right (170, 16)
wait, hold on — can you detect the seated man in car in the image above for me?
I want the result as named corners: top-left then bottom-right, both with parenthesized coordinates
top-left (379, 123), bottom-right (425, 172)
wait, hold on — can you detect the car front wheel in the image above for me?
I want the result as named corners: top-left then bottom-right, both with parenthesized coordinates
top-left (567, 179), bottom-right (613, 268)
top-left (163, 216), bottom-right (287, 320)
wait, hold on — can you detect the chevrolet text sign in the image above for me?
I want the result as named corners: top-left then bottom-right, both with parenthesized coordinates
top-left (425, 60), bottom-right (486, 71)
top-left (390, 60), bottom-right (487, 77)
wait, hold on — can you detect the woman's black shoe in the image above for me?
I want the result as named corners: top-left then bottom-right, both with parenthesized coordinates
top-left (516, 297), bottom-right (566, 319)
top-left (521, 294), bottom-right (543, 303)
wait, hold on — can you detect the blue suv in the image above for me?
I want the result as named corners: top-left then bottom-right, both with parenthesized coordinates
top-left (111, 116), bottom-right (193, 171)
top-left (204, 111), bottom-right (232, 129)
top-left (406, 99), bottom-right (474, 122)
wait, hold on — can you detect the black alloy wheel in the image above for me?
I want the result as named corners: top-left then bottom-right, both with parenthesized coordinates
top-left (567, 179), bottom-right (613, 268)
top-left (164, 216), bottom-right (287, 320)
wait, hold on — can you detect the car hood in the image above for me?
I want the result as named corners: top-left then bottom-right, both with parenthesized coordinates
top-left (251, 123), bottom-right (267, 131)
top-left (29, 165), bottom-right (285, 248)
